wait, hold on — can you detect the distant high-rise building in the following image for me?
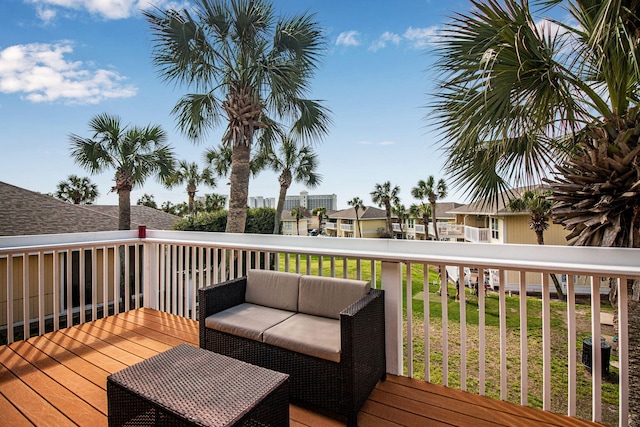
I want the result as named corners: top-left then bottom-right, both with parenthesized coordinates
top-left (248, 196), bottom-right (276, 208)
top-left (283, 191), bottom-right (337, 211)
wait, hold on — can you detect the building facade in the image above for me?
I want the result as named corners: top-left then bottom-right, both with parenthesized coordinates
top-left (283, 191), bottom-right (337, 211)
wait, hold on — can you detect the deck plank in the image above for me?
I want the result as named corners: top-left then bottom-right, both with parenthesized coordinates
top-left (0, 309), bottom-right (606, 427)
top-left (0, 393), bottom-right (33, 427)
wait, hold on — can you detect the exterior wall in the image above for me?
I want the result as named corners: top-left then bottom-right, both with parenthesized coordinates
top-left (281, 219), bottom-right (310, 236)
top-left (504, 215), bottom-right (570, 246)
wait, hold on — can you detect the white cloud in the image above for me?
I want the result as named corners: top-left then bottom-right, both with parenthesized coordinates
top-left (403, 26), bottom-right (440, 49)
top-left (336, 30), bottom-right (361, 47)
top-left (35, 6), bottom-right (57, 23)
top-left (369, 31), bottom-right (401, 52)
top-left (26, 0), bottom-right (179, 20)
top-left (0, 42), bottom-right (137, 104)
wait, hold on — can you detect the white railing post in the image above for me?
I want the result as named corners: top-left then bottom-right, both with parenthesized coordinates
top-left (381, 261), bottom-right (403, 375)
top-left (143, 242), bottom-right (158, 310)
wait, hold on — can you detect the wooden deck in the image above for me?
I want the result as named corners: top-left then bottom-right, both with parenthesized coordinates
top-left (0, 309), bottom-right (602, 427)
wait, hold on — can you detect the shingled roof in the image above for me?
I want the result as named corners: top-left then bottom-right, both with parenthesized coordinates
top-left (0, 181), bottom-right (179, 236)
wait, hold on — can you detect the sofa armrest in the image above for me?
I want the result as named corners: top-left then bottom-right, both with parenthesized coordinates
top-left (339, 288), bottom-right (386, 412)
top-left (198, 276), bottom-right (247, 347)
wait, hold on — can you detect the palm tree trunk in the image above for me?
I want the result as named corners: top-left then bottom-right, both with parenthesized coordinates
top-left (118, 190), bottom-right (131, 230)
top-left (188, 192), bottom-right (195, 214)
top-left (226, 143), bottom-right (251, 233)
top-left (355, 214), bottom-right (360, 238)
top-left (385, 203), bottom-right (392, 235)
top-left (431, 202), bottom-right (439, 240)
top-left (273, 184), bottom-right (288, 234)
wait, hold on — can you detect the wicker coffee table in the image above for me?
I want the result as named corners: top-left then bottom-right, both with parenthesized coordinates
top-left (107, 344), bottom-right (289, 426)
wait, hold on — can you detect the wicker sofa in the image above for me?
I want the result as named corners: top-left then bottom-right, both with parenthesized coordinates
top-left (198, 269), bottom-right (386, 426)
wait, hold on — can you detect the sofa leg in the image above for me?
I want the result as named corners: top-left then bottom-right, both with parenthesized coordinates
top-left (347, 413), bottom-right (358, 427)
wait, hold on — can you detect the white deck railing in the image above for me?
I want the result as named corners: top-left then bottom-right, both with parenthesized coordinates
top-left (1, 230), bottom-right (637, 426)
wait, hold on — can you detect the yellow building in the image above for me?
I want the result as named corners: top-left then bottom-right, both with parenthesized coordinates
top-left (325, 206), bottom-right (387, 238)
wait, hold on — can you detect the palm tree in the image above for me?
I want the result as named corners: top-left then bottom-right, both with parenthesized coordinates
top-left (204, 193), bottom-right (227, 212)
top-left (254, 137), bottom-right (321, 234)
top-left (432, 0), bottom-right (639, 247)
top-left (508, 188), bottom-right (565, 300)
top-left (164, 160), bottom-right (216, 215)
top-left (55, 175), bottom-right (99, 204)
top-left (137, 193), bottom-right (158, 209)
top-left (290, 206), bottom-right (303, 236)
top-left (412, 177), bottom-right (447, 240)
top-left (145, 0), bottom-right (331, 234)
top-left (69, 113), bottom-right (175, 230)
top-left (432, 0), bottom-right (640, 419)
top-left (392, 203), bottom-right (408, 239)
top-left (370, 181), bottom-right (400, 236)
top-left (347, 197), bottom-right (366, 238)
top-left (409, 202), bottom-right (431, 240)
top-left (312, 206), bottom-right (327, 234)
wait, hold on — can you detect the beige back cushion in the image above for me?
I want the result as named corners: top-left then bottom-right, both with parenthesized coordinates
top-left (245, 269), bottom-right (301, 311)
top-left (298, 275), bottom-right (370, 319)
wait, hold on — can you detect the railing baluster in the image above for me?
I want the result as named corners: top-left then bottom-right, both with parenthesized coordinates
top-left (66, 250), bottom-right (73, 326)
top-left (23, 254), bottom-right (30, 338)
top-left (134, 244), bottom-right (140, 309)
top-left (406, 262), bottom-right (413, 378)
top-left (498, 268), bottom-right (507, 400)
top-left (566, 272), bottom-right (576, 417)
top-left (6, 255), bottom-right (14, 343)
top-left (590, 274), bottom-right (602, 423)
top-left (342, 257), bottom-right (347, 278)
top-left (519, 270), bottom-right (528, 406)
top-left (458, 265), bottom-right (466, 391)
top-left (423, 263), bottom-right (430, 382)
top-left (102, 247), bottom-right (108, 317)
top-left (618, 276), bottom-right (629, 426)
top-left (38, 251), bottom-right (45, 335)
top-left (91, 248), bottom-right (97, 321)
top-left (124, 245), bottom-right (130, 313)
top-left (356, 259), bottom-right (362, 280)
top-left (542, 272), bottom-right (551, 411)
top-left (478, 266), bottom-right (485, 396)
top-left (439, 263), bottom-right (448, 386)
top-left (191, 246), bottom-right (197, 320)
top-left (178, 246), bottom-right (185, 317)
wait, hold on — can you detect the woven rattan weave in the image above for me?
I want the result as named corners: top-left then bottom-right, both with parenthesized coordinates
top-left (107, 344), bottom-right (289, 426)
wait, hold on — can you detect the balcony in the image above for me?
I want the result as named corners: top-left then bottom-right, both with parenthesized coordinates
top-left (465, 225), bottom-right (491, 243)
top-left (1, 230), bottom-right (636, 426)
top-left (325, 222), bottom-right (337, 230)
top-left (340, 223), bottom-right (354, 232)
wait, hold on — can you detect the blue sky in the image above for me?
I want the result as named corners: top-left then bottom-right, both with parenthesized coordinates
top-left (0, 0), bottom-right (472, 210)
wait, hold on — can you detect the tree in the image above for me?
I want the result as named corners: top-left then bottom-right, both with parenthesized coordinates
top-left (348, 197), bottom-right (366, 238)
top-left (312, 206), bottom-right (327, 234)
top-left (55, 175), bottom-right (99, 204)
top-left (161, 201), bottom-right (177, 215)
top-left (432, 0), bottom-right (640, 420)
top-left (409, 202), bottom-right (431, 240)
top-left (290, 206), bottom-right (304, 236)
top-left (137, 193), bottom-right (158, 209)
top-left (370, 181), bottom-right (400, 236)
top-left (412, 177), bottom-right (447, 240)
top-left (164, 160), bottom-right (216, 215)
top-left (254, 137), bottom-right (321, 234)
top-left (69, 113), bottom-right (175, 230)
top-left (508, 188), bottom-right (565, 299)
top-left (432, 0), bottom-right (639, 247)
top-left (392, 203), bottom-right (408, 239)
top-left (145, 0), bottom-right (331, 234)
top-left (204, 193), bottom-right (227, 212)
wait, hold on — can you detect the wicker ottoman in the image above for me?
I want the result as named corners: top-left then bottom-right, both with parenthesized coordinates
top-left (107, 344), bottom-right (289, 426)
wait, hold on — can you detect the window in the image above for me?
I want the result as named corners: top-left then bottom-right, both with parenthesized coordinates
top-left (407, 219), bottom-right (415, 229)
top-left (490, 217), bottom-right (499, 239)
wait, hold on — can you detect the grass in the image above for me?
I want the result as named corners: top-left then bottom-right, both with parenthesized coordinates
top-left (278, 254), bottom-right (620, 426)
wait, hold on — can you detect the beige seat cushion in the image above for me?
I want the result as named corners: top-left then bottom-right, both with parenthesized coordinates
top-left (263, 313), bottom-right (341, 363)
top-left (205, 303), bottom-right (295, 342)
top-left (245, 269), bottom-right (301, 312)
top-left (298, 275), bottom-right (370, 319)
